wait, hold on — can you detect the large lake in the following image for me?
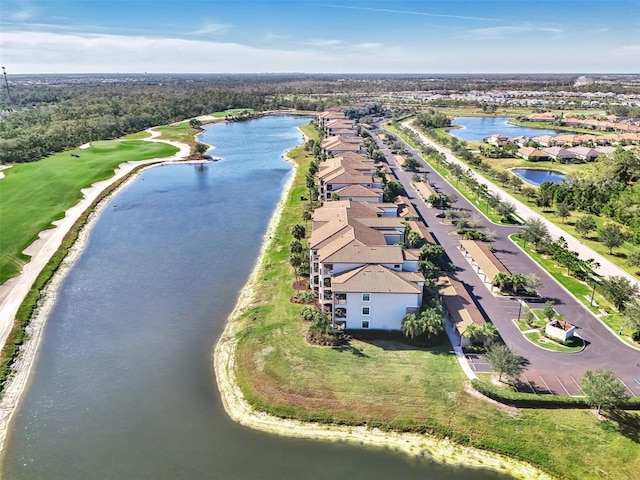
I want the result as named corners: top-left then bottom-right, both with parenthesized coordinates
top-left (1, 116), bottom-right (509, 479)
top-left (450, 117), bottom-right (560, 141)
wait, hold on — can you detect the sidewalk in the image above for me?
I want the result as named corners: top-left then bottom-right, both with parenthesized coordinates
top-left (403, 121), bottom-right (640, 287)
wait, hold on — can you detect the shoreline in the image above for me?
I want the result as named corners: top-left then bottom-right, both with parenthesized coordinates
top-left (213, 127), bottom-right (552, 480)
top-left (0, 128), bottom-right (191, 453)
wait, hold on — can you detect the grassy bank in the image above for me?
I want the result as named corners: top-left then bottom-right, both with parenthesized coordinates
top-left (0, 140), bottom-right (178, 284)
top-left (230, 125), bottom-right (640, 479)
top-left (0, 163), bottom-right (153, 392)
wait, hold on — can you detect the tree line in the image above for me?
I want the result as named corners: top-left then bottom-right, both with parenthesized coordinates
top-left (0, 79), bottom-right (344, 164)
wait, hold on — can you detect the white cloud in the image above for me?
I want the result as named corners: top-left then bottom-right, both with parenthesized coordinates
top-left (1, 30), bottom-right (635, 74)
top-left (188, 22), bottom-right (231, 36)
top-left (1, 30), bottom-right (404, 74)
top-left (612, 44), bottom-right (640, 58)
top-left (464, 24), bottom-right (562, 39)
top-left (304, 38), bottom-right (343, 47)
top-left (12, 8), bottom-right (35, 20)
top-left (320, 4), bottom-right (501, 22)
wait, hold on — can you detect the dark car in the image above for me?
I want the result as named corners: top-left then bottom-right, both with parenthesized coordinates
top-left (435, 211), bottom-right (446, 218)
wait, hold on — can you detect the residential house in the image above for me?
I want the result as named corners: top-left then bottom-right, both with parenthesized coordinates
top-left (517, 146), bottom-right (550, 161)
top-left (542, 146), bottom-right (579, 163)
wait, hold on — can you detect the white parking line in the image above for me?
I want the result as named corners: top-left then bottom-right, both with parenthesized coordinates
top-left (618, 378), bottom-right (637, 397)
top-left (555, 376), bottom-right (571, 396)
top-left (538, 375), bottom-right (553, 394)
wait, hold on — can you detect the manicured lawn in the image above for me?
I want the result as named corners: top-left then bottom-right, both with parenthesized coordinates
top-left (118, 131), bottom-right (151, 140)
top-left (209, 108), bottom-right (255, 117)
top-left (154, 122), bottom-right (201, 150)
top-left (0, 140), bottom-right (178, 284)
top-left (523, 330), bottom-right (585, 352)
top-left (231, 124), bottom-right (640, 480)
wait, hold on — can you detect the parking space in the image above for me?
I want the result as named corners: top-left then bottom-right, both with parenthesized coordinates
top-left (465, 353), bottom-right (492, 373)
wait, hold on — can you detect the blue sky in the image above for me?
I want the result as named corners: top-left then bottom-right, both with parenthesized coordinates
top-left (1, 0), bottom-right (638, 74)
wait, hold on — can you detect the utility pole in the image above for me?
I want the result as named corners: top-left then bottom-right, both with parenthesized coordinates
top-left (2, 67), bottom-right (12, 105)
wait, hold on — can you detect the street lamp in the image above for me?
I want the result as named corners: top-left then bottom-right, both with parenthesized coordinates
top-left (517, 297), bottom-right (523, 321)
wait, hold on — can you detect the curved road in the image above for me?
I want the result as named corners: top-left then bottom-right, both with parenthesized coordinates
top-left (376, 128), bottom-right (640, 396)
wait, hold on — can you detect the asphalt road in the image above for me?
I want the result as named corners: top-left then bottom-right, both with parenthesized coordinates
top-left (374, 130), bottom-right (640, 396)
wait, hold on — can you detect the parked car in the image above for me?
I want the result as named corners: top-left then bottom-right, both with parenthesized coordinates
top-left (435, 211), bottom-right (446, 218)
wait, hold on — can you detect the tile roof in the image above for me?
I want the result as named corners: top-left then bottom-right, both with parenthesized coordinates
top-left (332, 264), bottom-right (422, 294)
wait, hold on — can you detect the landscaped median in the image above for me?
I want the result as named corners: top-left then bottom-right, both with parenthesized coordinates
top-left (513, 306), bottom-right (585, 353)
top-left (216, 122), bottom-right (640, 480)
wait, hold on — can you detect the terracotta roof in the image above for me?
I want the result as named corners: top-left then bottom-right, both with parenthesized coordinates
top-left (518, 146), bottom-right (548, 158)
top-left (322, 242), bottom-right (404, 264)
top-left (332, 264), bottom-right (422, 294)
top-left (333, 184), bottom-right (383, 198)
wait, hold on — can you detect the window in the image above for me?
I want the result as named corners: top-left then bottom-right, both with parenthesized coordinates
top-left (362, 306), bottom-right (370, 316)
top-left (361, 320), bottom-right (370, 329)
top-left (362, 293), bottom-right (371, 302)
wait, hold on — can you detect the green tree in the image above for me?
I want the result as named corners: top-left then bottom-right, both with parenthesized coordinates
top-left (480, 323), bottom-right (499, 345)
top-left (291, 224), bottom-right (306, 241)
top-left (189, 118), bottom-right (203, 129)
top-left (627, 251), bottom-right (640, 269)
top-left (289, 240), bottom-right (303, 255)
top-left (556, 202), bottom-right (571, 223)
top-left (194, 143), bottom-right (209, 155)
top-left (485, 344), bottom-right (524, 383)
top-left (496, 200), bottom-right (516, 222)
top-left (524, 308), bottom-right (537, 328)
top-left (521, 186), bottom-right (537, 203)
top-left (575, 215), bottom-right (598, 238)
top-left (401, 308), bottom-right (444, 339)
top-left (543, 300), bottom-right (556, 322)
top-left (580, 369), bottom-right (627, 415)
top-left (301, 209), bottom-right (312, 229)
top-left (462, 324), bottom-right (483, 345)
top-left (419, 307), bottom-right (445, 339)
top-left (520, 217), bottom-right (549, 250)
top-left (599, 224), bottom-right (624, 254)
top-left (601, 275), bottom-right (639, 312)
top-left (289, 254), bottom-right (303, 284)
top-left (403, 156), bottom-right (420, 172)
top-left (383, 180), bottom-right (403, 202)
top-left (401, 313), bottom-right (422, 339)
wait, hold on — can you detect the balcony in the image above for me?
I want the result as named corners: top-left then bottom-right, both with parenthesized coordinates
top-left (334, 307), bottom-right (347, 318)
top-left (323, 290), bottom-right (333, 301)
top-left (335, 293), bottom-right (347, 305)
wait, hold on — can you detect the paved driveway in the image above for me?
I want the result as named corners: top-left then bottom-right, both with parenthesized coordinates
top-left (374, 129), bottom-right (640, 396)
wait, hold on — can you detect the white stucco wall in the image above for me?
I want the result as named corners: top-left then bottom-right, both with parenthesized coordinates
top-left (342, 292), bottom-right (420, 330)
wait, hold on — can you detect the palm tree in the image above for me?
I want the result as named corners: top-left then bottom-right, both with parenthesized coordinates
top-left (462, 324), bottom-right (482, 345)
top-left (289, 240), bottom-right (303, 255)
top-left (301, 209), bottom-right (312, 229)
top-left (419, 308), bottom-right (444, 339)
top-left (480, 323), bottom-right (499, 346)
top-left (401, 313), bottom-right (421, 339)
top-left (292, 224), bottom-right (306, 241)
top-left (510, 273), bottom-right (528, 295)
top-left (289, 254), bottom-right (303, 284)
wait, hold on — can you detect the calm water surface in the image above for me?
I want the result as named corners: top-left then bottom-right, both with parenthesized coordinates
top-left (511, 168), bottom-right (566, 186)
top-left (451, 117), bottom-right (560, 141)
top-left (2, 116), bottom-right (510, 480)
